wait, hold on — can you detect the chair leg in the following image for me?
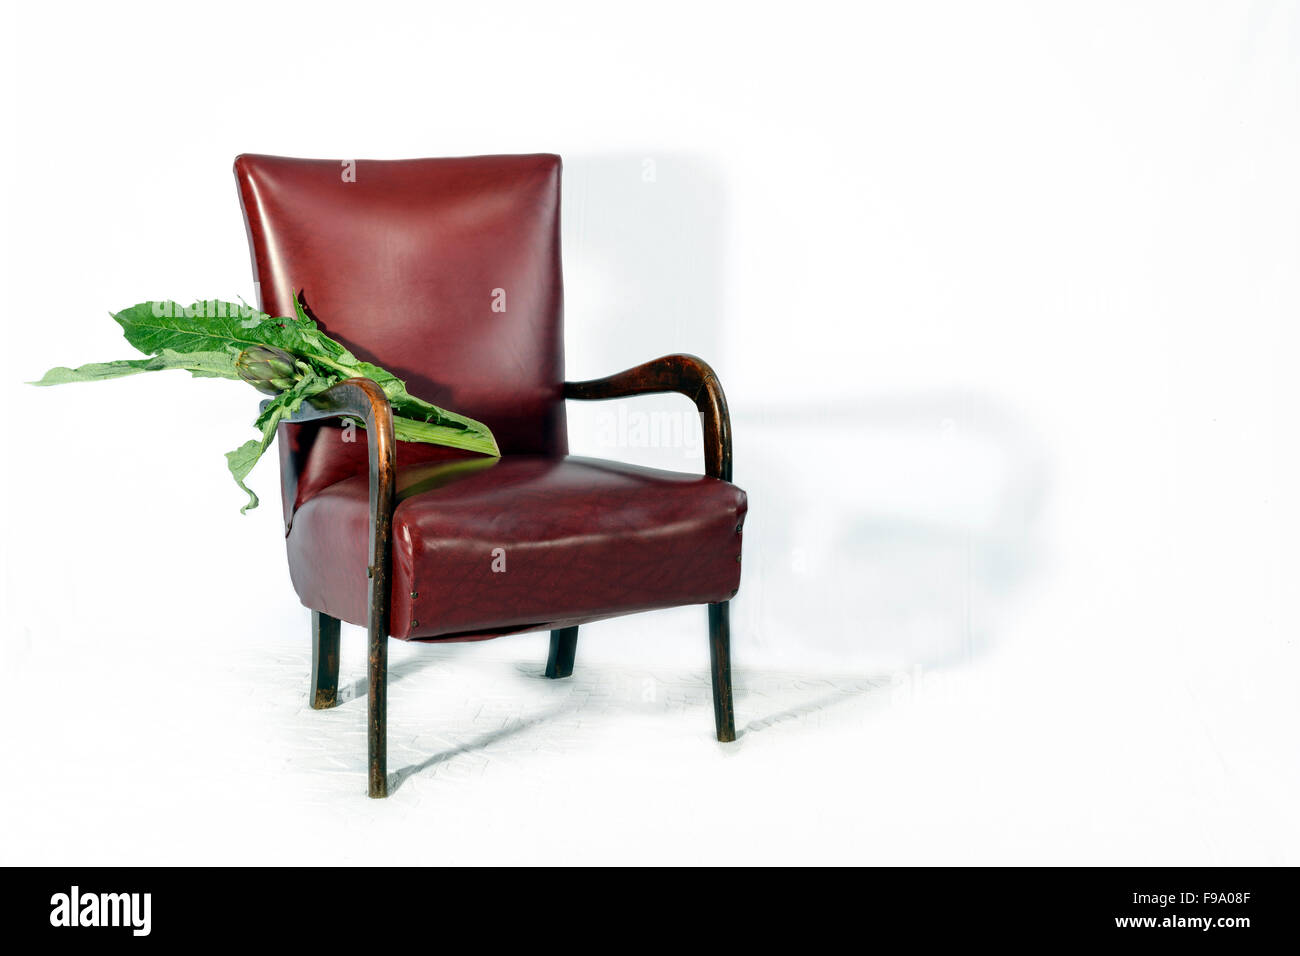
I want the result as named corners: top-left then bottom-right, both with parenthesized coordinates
top-left (545, 626), bottom-right (579, 678)
top-left (310, 611), bottom-right (341, 709)
top-left (708, 602), bottom-right (736, 742)
top-left (368, 623), bottom-right (388, 799)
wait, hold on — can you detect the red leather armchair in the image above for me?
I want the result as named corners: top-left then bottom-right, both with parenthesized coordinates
top-left (234, 154), bottom-right (746, 796)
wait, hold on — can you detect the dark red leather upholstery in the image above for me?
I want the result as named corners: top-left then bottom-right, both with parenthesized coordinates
top-left (286, 454), bottom-right (746, 640)
top-left (234, 153), bottom-right (568, 521)
top-left (234, 154), bottom-right (746, 641)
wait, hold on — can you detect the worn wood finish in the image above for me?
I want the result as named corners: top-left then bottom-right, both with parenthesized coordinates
top-left (276, 378), bottom-right (396, 798)
top-left (567, 355), bottom-right (738, 739)
top-left (565, 354), bottom-right (733, 482)
top-left (310, 610), bottom-right (341, 709)
top-left (545, 626), bottom-right (579, 678)
top-left (708, 602), bottom-right (736, 741)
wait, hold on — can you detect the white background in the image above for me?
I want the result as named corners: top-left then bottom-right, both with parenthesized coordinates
top-left (2, 1), bottom-right (1297, 864)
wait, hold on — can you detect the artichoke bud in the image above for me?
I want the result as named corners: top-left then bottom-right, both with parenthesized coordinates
top-left (236, 345), bottom-right (301, 395)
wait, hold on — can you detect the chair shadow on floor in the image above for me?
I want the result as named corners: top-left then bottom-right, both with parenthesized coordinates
top-left (360, 658), bottom-right (893, 793)
top-left (738, 677), bottom-right (892, 738)
top-left (337, 649), bottom-right (448, 705)
top-left (388, 703), bottom-right (581, 793)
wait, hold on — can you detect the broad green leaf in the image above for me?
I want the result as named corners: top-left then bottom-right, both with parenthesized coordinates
top-left (114, 300), bottom-right (356, 376)
top-left (226, 366), bottom-right (327, 513)
top-left (224, 424), bottom-right (279, 514)
top-left (286, 293), bottom-right (480, 436)
top-left (41, 296), bottom-right (502, 513)
top-left (31, 348), bottom-right (239, 385)
top-left (393, 415), bottom-right (499, 456)
top-left (291, 294), bottom-right (358, 365)
top-left (285, 295), bottom-right (497, 453)
top-left (349, 361), bottom-right (467, 429)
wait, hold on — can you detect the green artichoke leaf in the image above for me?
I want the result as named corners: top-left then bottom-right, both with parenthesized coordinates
top-left (114, 300), bottom-right (351, 372)
top-left (285, 294), bottom-right (500, 455)
top-left (227, 365), bottom-right (330, 513)
top-left (291, 293), bottom-right (359, 366)
top-left (393, 414), bottom-right (500, 456)
top-left (40, 296), bottom-right (502, 513)
top-left (30, 348), bottom-right (239, 385)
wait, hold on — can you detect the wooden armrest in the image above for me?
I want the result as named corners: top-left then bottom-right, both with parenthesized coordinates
top-left (277, 377), bottom-right (391, 429)
top-left (271, 376), bottom-right (395, 795)
top-left (564, 354), bottom-right (733, 481)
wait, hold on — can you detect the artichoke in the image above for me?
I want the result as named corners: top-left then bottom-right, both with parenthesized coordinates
top-left (235, 345), bottom-right (300, 395)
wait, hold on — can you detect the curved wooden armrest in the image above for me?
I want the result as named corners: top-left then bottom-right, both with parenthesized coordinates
top-left (274, 377), bottom-right (396, 602)
top-left (279, 376), bottom-right (392, 429)
top-left (564, 354), bottom-right (733, 481)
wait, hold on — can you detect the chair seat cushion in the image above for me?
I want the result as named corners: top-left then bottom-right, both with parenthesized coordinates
top-left (285, 455), bottom-right (747, 640)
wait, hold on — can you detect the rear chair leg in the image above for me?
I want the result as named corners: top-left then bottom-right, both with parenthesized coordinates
top-left (310, 611), bottom-right (341, 709)
top-left (708, 602), bottom-right (736, 742)
top-left (545, 626), bottom-right (579, 678)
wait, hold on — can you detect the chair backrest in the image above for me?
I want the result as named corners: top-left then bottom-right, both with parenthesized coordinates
top-left (234, 153), bottom-right (567, 519)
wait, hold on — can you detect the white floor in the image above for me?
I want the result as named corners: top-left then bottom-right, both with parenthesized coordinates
top-left (2, 613), bottom-right (1294, 866)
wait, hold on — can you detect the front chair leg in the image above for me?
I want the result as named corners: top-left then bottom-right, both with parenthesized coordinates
top-left (368, 624), bottom-right (388, 799)
top-left (708, 602), bottom-right (736, 742)
top-left (545, 626), bottom-right (579, 678)
top-left (310, 611), bottom-right (341, 709)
